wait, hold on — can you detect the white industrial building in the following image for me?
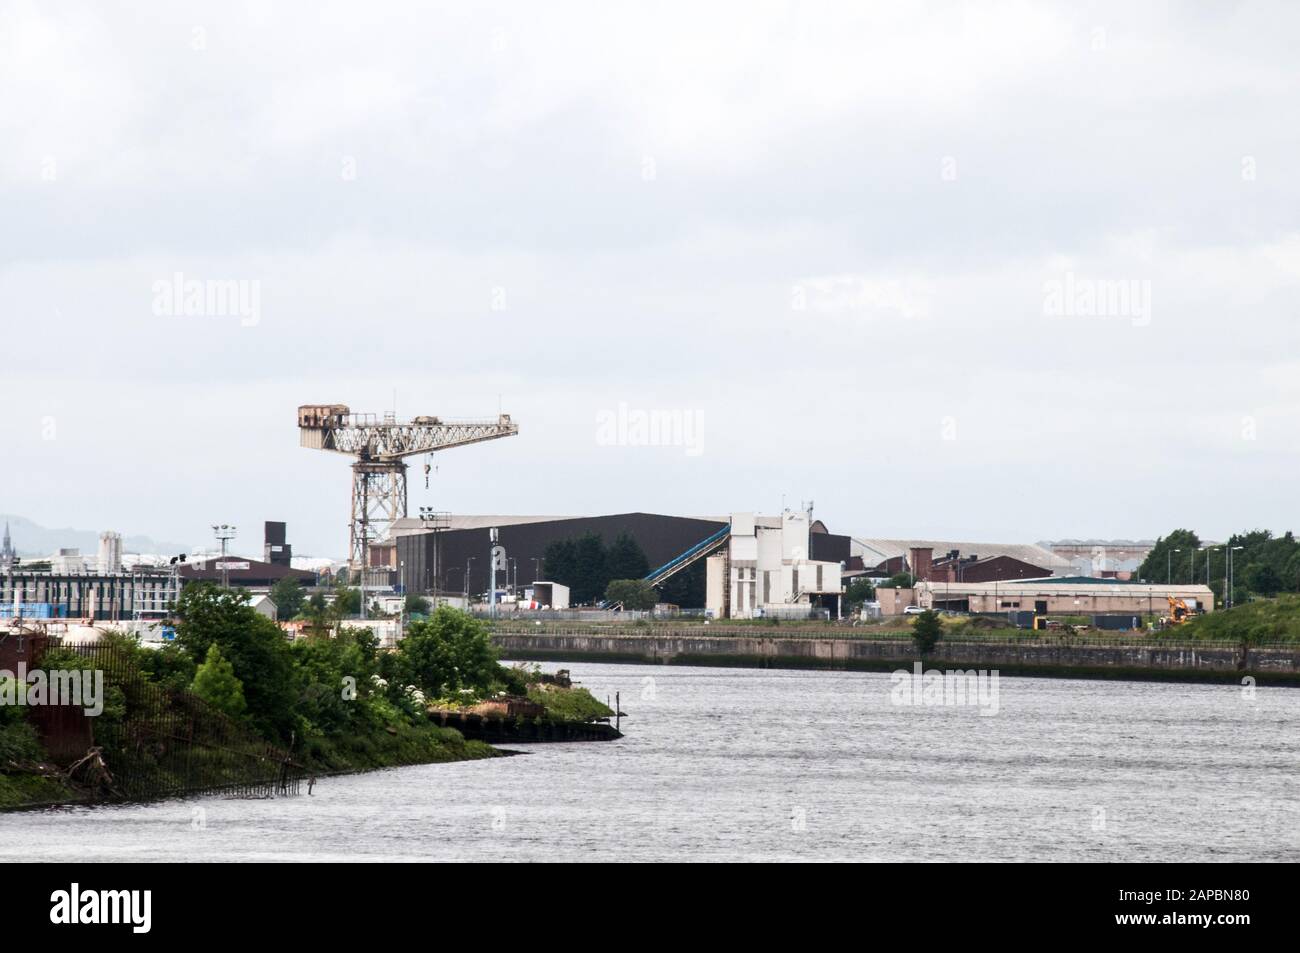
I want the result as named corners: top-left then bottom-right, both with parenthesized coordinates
top-left (706, 510), bottom-right (843, 619)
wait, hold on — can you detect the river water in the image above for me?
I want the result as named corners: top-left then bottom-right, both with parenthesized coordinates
top-left (5, 662), bottom-right (1299, 862)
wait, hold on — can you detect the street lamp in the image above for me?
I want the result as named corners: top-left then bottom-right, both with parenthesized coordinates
top-left (418, 507), bottom-right (449, 602)
top-left (488, 527), bottom-right (499, 619)
top-left (465, 557), bottom-right (476, 604)
top-left (1228, 545), bottom-right (1244, 608)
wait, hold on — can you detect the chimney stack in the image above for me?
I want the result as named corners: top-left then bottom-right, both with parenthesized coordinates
top-left (264, 521), bottom-right (291, 566)
top-left (909, 546), bottom-right (933, 583)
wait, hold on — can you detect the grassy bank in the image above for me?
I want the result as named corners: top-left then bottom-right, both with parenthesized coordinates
top-left (0, 697), bottom-right (82, 808)
top-left (0, 774), bottom-right (81, 810)
top-left (525, 683), bottom-right (614, 722)
top-left (1158, 595), bottom-right (1300, 643)
top-left (297, 721), bottom-right (499, 775)
top-left (0, 599), bottom-right (541, 811)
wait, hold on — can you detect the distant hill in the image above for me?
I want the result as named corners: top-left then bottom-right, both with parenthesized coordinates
top-left (0, 515), bottom-right (188, 558)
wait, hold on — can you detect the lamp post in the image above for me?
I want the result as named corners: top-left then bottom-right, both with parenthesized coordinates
top-left (417, 507), bottom-right (449, 604)
top-left (1203, 545), bottom-right (1220, 605)
top-left (489, 528), bottom-right (499, 620)
top-left (465, 557), bottom-right (476, 604)
top-left (1168, 549), bottom-right (1181, 585)
top-left (1228, 545), bottom-right (1244, 608)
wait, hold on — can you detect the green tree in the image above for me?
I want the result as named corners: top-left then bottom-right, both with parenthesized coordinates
top-left (290, 625), bottom-right (381, 734)
top-left (404, 594), bottom-right (431, 616)
top-left (605, 578), bottom-right (657, 610)
top-left (393, 607), bottom-right (500, 699)
top-left (269, 578), bottom-right (305, 619)
top-left (542, 533), bottom-right (609, 603)
top-left (1137, 529), bottom-right (1203, 583)
top-left (303, 591), bottom-right (332, 635)
top-left (190, 643), bottom-right (247, 719)
top-left (877, 572), bottom-right (916, 589)
top-left (844, 578), bottom-right (875, 608)
top-left (541, 538), bottom-right (577, 585)
top-left (911, 609), bottom-right (943, 655)
top-left (542, 532), bottom-right (657, 604)
top-left (1245, 563), bottom-right (1283, 597)
top-left (332, 586), bottom-right (362, 618)
top-left (174, 582), bottom-right (297, 740)
top-left (605, 533), bottom-right (650, 582)
top-left (1143, 527), bottom-right (1300, 600)
top-left (570, 532), bottom-right (608, 604)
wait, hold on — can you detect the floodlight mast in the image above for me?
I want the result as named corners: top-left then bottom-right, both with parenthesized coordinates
top-left (212, 524), bottom-right (237, 588)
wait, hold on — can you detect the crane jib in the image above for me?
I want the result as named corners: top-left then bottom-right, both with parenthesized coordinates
top-left (297, 405), bottom-right (518, 570)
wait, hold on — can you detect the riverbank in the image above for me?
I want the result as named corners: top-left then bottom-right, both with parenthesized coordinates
top-left (2, 607), bottom-right (619, 813)
top-left (491, 627), bottom-right (1300, 685)
top-left (0, 720), bottom-right (501, 813)
top-left (10, 661), bottom-right (1298, 862)
top-left (0, 772), bottom-right (81, 811)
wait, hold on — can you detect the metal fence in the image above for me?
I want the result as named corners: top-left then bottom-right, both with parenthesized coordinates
top-left (34, 638), bottom-right (305, 803)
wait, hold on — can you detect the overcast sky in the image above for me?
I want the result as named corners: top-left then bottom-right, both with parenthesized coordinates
top-left (3, 1), bottom-right (1299, 558)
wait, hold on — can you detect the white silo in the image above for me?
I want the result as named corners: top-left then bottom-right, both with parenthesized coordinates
top-left (97, 531), bottom-right (123, 573)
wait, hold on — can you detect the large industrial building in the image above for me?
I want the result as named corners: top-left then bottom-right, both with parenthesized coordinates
top-left (0, 569), bottom-right (178, 621)
top-left (1041, 539), bottom-right (1158, 579)
top-left (877, 576), bottom-right (1215, 619)
top-left (853, 538), bottom-right (1071, 579)
top-left (391, 511), bottom-right (851, 608)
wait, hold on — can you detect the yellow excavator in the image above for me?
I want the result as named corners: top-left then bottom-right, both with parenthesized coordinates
top-left (1166, 595), bottom-right (1199, 624)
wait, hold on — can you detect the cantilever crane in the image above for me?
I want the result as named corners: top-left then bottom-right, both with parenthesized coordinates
top-left (298, 404), bottom-right (518, 570)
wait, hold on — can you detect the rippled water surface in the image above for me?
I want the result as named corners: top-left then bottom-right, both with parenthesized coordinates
top-left (6, 663), bottom-right (1299, 861)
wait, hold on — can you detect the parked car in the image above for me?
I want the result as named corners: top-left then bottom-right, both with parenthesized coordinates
top-left (903, 605), bottom-right (925, 615)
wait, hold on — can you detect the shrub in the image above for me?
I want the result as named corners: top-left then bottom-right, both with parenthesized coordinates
top-left (911, 609), bottom-right (943, 655)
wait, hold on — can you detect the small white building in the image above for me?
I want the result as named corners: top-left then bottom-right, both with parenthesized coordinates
top-left (706, 510), bottom-right (843, 619)
top-left (244, 592), bottom-right (278, 620)
top-left (343, 618), bottom-right (404, 649)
